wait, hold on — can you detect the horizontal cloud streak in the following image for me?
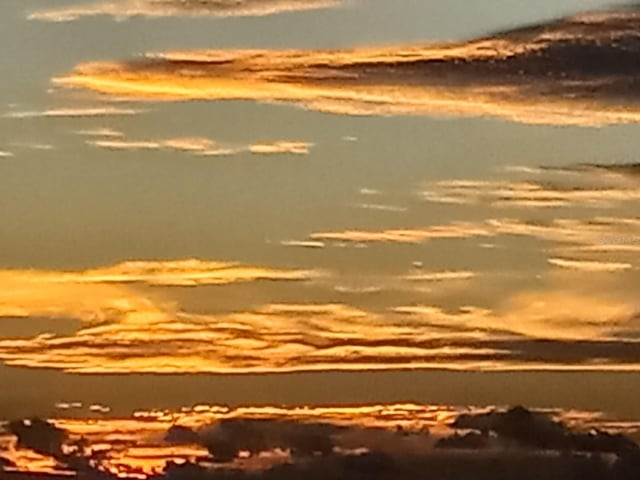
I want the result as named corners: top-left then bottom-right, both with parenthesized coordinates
top-left (30, 0), bottom-right (342, 22)
top-left (1, 264), bottom-right (640, 373)
top-left (53, 7), bottom-right (640, 125)
top-left (87, 136), bottom-right (313, 156)
top-left (548, 257), bottom-right (634, 273)
top-left (4, 106), bottom-right (142, 118)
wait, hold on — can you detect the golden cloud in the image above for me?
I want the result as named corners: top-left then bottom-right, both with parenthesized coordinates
top-left (52, 8), bottom-right (640, 125)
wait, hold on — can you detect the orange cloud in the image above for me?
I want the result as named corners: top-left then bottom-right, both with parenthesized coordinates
top-left (52, 8), bottom-right (640, 125)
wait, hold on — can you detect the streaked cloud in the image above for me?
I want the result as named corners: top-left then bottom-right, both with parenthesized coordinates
top-left (53, 7), bottom-right (640, 125)
top-left (280, 239), bottom-right (326, 249)
top-left (1, 265), bottom-right (640, 373)
top-left (87, 136), bottom-right (313, 156)
top-left (4, 106), bottom-right (142, 118)
top-left (404, 271), bottom-right (477, 282)
top-left (74, 127), bottom-right (124, 137)
top-left (311, 217), bottom-right (640, 253)
top-left (420, 178), bottom-right (640, 208)
top-left (353, 203), bottom-right (408, 213)
top-left (548, 257), bottom-right (634, 273)
top-left (30, 0), bottom-right (343, 22)
top-left (0, 150), bottom-right (14, 158)
top-left (249, 141), bottom-right (313, 155)
top-left (420, 160), bottom-right (640, 209)
top-left (310, 223), bottom-right (492, 244)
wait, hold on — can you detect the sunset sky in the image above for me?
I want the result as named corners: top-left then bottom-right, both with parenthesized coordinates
top-left (2, 1), bottom-right (640, 478)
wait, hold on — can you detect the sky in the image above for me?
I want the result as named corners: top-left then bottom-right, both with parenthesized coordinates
top-left (2, 1), bottom-right (640, 478)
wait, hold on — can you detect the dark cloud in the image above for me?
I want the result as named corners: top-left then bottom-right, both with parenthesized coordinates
top-left (453, 406), bottom-right (640, 455)
top-left (7, 419), bottom-right (67, 459)
top-left (56, 7), bottom-right (640, 125)
top-left (3, 407), bottom-right (640, 479)
top-left (198, 419), bottom-right (337, 462)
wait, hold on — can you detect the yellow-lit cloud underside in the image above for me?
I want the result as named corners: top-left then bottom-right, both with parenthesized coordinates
top-left (53, 9), bottom-right (640, 125)
top-left (0, 258), bottom-right (639, 374)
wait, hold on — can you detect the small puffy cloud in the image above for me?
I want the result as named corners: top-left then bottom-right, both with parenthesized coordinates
top-left (30, 0), bottom-right (343, 22)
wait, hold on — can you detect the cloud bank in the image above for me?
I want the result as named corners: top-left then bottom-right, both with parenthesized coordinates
top-left (53, 7), bottom-right (640, 125)
top-left (1, 263), bottom-right (640, 374)
top-left (2, 406), bottom-right (639, 479)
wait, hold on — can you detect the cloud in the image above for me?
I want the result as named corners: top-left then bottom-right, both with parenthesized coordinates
top-left (4, 106), bottom-right (142, 118)
top-left (53, 7), bottom-right (640, 125)
top-left (0, 151), bottom-right (14, 158)
top-left (5, 405), bottom-right (638, 480)
top-left (353, 203), bottom-right (408, 213)
top-left (279, 240), bottom-right (326, 249)
top-left (310, 223), bottom-right (492, 244)
top-left (420, 178), bottom-right (640, 208)
top-left (548, 257), bottom-right (634, 273)
top-left (404, 271), bottom-right (477, 282)
top-left (74, 127), bottom-right (124, 138)
top-left (309, 214), bottom-right (635, 258)
top-left (30, 0), bottom-right (342, 22)
top-left (7, 419), bottom-right (67, 459)
top-left (249, 141), bottom-right (313, 155)
top-left (87, 136), bottom-right (313, 156)
top-left (1, 286), bottom-right (640, 374)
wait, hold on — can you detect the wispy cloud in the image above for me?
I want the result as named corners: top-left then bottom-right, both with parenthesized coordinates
top-left (420, 161), bottom-right (640, 208)
top-left (280, 239), bottom-right (326, 249)
top-left (420, 178), bottom-right (640, 208)
top-left (0, 150), bottom-right (14, 158)
top-left (53, 7), bottom-right (640, 125)
top-left (548, 257), bottom-right (634, 273)
top-left (310, 223), bottom-right (492, 244)
top-left (87, 136), bottom-right (313, 156)
top-left (249, 141), bottom-right (313, 155)
top-left (30, 0), bottom-right (343, 22)
top-left (74, 127), bottom-right (124, 137)
top-left (404, 271), bottom-right (477, 282)
top-left (1, 262), bottom-right (640, 374)
top-left (353, 203), bottom-right (408, 213)
top-left (4, 106), bottom-right (142, 118)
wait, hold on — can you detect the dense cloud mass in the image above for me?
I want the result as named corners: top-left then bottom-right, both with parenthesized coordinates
top-left (3, 406), bottom-right (640, 479)
top-left (52, 7), bottom-right (640, 125)
top-left (29, 0), bottom-right (342, 21)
